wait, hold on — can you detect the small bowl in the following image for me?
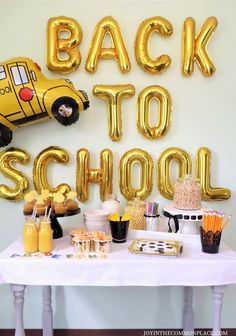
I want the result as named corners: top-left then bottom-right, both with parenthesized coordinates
top-left (84, 209), bottom-right (110, 219)
top-left (73, 236), bottom-right (91, 255)
top-left (70, 229), bottom-right (87, 245)
top-left (84, 220), bottom-right (109, 233)
top-left (93, 239), bottom-right (112, 256)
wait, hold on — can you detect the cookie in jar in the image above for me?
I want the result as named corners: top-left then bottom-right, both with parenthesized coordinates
top-left (173, 174), bottom-right (202, 210)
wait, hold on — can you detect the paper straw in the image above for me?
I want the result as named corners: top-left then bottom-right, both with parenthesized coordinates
top-left (32, 207), bottom-right (36, 221)
top-left (151, 202), bottom-right (158, 216)
top-left (47, 208), bottom-right (52, 221)
top-left (44, 206), bottom-right (48, 221)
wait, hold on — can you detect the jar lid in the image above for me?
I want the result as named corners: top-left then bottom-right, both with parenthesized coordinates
top-left (176, 174), bottom-right (201, 186)
top-left (104, 194), bottom-right (116, 201)
top-left (127, 197), bottom-right (145, 207)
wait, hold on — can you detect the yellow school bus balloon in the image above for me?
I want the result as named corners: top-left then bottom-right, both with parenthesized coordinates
top-left (85, 16), bottom-right (131, 73)
top-left (0, 147), bottom-right (30, 201)
top-left (47, 16), bottom-right (83, 74)
top-left (0, 57), bottom-right (89, 147)
top-left (135, 16), bottom-right (173, 74)
top-left (33, 146), bottom-right (71, 196)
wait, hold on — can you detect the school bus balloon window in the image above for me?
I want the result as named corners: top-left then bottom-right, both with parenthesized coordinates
top-left (0, 66), bottom-right (6, 80)
top-left (10, 66), bottom-right (29, 86)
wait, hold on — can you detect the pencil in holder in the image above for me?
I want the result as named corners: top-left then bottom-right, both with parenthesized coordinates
top-left (200, 226), bottom-right (222, 254)
top-left (144, 214), bottom-right (160, 231)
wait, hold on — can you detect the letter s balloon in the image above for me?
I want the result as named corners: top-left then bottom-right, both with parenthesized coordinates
top-left (0, 147), bottom-right (30, 201)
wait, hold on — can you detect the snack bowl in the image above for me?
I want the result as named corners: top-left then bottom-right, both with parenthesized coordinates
top-left (84, 219), bottom-right (109, 233)
top-left (84, 209), bottom-right (110, 233)
top-left (84, 209), bottom-right (110, 219)
top-left (70, 229), bottom-right (88, 245)
top-left (93, 238), bottom-right (112, 256)
top-left (73, 235), bottom-right (91, 256)
top-left (91, 231), bottom-right (112, 256)
top-left (71, 230), bottom-right (112, 257)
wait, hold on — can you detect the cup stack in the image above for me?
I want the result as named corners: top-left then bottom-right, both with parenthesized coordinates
top-left (83, 209), bottom-right (110, 233)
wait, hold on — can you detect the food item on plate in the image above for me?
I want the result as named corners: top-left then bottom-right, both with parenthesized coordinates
top-left (41, 189), bottom-right (51, 207)
top-left (35, 197), bottom-right (46, 215)
top-left (23, 190), bottom-right (38, 213)
top-left (53, 192), bottom-right (67, 214)
top-left (66, 191), bottom-right (78, 211)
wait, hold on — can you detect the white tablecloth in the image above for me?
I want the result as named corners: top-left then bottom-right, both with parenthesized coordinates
top-left (0, 230), bottom-right (236, 287)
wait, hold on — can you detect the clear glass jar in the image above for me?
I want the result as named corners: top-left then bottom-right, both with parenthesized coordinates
top-left (124, 198), bottom-right (146, 230)
top-left (102, 194), bottom-right (120, 215)
top-left (173, 174), bottom-right (202, 210)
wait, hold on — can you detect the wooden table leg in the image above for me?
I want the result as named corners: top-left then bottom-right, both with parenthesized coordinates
top-left (42, 285), bottom-right (53, 336)
top-left (11, 284), bottom-right (26, 336)
top-left (212, 285), bottom-right (226, 336)
top-left (183, 286), bottom-right (194, 334)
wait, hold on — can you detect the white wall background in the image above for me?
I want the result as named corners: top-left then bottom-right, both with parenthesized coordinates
top-left (0, 0), bottom-right (235, 329)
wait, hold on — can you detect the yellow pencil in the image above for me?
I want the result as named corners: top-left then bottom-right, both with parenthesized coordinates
top-left (222, 215), bottom-right (232, 230)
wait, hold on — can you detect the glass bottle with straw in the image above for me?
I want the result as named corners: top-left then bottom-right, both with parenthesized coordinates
top-left (39, 207), bottom-right (53, 253)
top-left (23, 207), bottom-right (38, 253)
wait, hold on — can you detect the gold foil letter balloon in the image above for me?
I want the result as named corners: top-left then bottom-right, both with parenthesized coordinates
top-left (181, 17), bottom-right (218, 77)
top-left (119, 149), bottom-right (153, 200)
top-left (0, 147), bottom-right (30, 201)
top-left (33, 146), bottom-right (71, 196)
top-left (93, 84), bottom-right (135, 142)
top-left (157, 147), bottom-right (192, 199)
top-left (196, 147), bottom-right (231, 201)
top-left (137, 85), bottom-right (172, 140)
top-left (76, 149), bottom-right (113, 202)
top-left (47, 16), bottom-right (83, 73)
top-left (135, 16), bottom-right (173, 74)
top-left (85, 16), bottom-right (131, 73)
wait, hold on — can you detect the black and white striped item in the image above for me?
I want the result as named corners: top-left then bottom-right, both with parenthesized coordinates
top-left (137, 240), bottom-right (174, 254)
top-left (128, 238), bottom-right (183, 256)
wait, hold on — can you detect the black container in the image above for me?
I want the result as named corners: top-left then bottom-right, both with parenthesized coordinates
top-left (200, 226), bottom-right (222, 254)
top-left (109, 218), bottom-right (129, 243)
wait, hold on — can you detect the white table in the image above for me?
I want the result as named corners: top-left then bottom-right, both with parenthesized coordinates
top-left (0, 230), bottom-right (236, 336)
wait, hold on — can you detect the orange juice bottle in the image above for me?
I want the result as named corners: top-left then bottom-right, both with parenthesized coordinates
top-left (39, 220), bottom-right (53, 253)
top-left (23, 219), bottom-right (38, 253)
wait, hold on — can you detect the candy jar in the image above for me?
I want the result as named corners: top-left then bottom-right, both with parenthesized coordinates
top-left (124, 198), bottom-right (146, 230)
top-left (173, 174), bottom-right (202, 210)
top-left (102, 194), bottom-right (120, 215)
